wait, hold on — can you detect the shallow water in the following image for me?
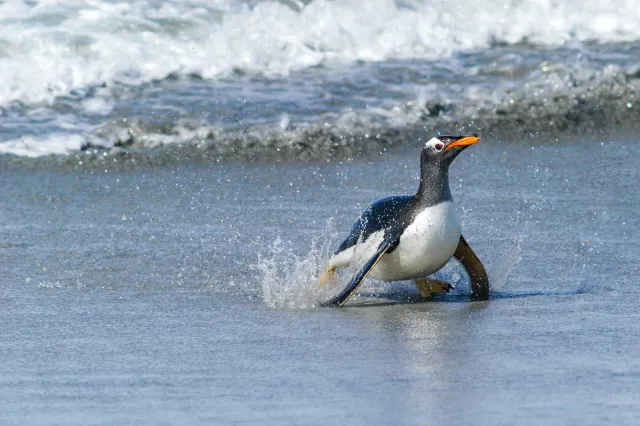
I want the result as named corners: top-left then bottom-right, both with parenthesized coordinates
top-left (2, 137), bottom-right (639, 423)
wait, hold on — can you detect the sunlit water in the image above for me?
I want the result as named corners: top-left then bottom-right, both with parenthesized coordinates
top-left (2, 137), bottom-right (639, 424)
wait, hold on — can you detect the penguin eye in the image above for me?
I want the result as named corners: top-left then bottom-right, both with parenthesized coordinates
top-left (434, 142), bottom-right (444, 151)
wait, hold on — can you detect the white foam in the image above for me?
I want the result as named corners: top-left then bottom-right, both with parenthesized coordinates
top-left (1, 0), bottom-right (640, 108)
top-left (80, 98), bottom-right (114, 116)
top-left (0, 134), bottom-right (88, 157)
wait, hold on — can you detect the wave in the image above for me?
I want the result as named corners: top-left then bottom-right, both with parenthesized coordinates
top-left (1, 60), bottom-right (639, 161)
top-left (2, 0), bottom-right (640, 107)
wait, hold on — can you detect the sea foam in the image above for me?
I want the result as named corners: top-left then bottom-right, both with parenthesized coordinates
top-left (2, 0), bottom-right (640, 108)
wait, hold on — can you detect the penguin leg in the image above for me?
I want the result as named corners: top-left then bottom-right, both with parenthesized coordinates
top-left (319, 247), bottom-right (354, 286)
top-left (414, 278), bottom-right (454, 298)
top-left (454, 235), bottom-right (489, 300)
top-left (322, 237), bottom-right (398, 307)
top-left (318, 266), bottom-right (337, 286)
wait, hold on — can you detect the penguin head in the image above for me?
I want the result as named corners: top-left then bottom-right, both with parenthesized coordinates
top-left (422, 134), bottom-right (480, 165)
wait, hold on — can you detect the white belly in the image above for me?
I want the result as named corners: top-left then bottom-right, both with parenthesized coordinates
top-left (370, 202), bottom-right (461, 281)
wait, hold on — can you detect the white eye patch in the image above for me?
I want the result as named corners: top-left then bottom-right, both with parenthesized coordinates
top-left (424, 137), bottom-right (444, 151)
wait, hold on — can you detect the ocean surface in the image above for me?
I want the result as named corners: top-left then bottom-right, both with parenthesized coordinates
top-left (1, 0), bottom-right (640, 161)
top-left (2, 0), bottom-right (640, 424)
top-left (3, 139), bottom-right (640, 424)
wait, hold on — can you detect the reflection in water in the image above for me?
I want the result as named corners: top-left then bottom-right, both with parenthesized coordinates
top-left (335, 300), bottom-right (489, 422)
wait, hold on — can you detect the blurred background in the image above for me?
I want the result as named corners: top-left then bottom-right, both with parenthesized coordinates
top-left (1, 0), bottom-right (639, 163)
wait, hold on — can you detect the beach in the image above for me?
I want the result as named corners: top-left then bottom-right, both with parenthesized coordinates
top-left (2, 0), bottom-right (640, 423)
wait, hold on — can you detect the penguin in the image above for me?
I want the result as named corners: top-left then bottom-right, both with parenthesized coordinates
top-left (320, 134), bottom-right (489, 307)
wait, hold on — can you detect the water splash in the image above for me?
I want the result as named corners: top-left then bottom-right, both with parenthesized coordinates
top-left (258, 220), bottom-right (346, 309)
top-left (573, 238), bottom-right (604, 294)
top-left (487, 207), bottom-right (527, 291)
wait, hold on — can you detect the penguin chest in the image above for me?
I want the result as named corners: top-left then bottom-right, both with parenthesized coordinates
top-left (371, 202), bottom-right (461, 281)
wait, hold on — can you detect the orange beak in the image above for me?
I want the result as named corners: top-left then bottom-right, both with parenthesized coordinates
top-left (445, 135), bottom-right (481, 150)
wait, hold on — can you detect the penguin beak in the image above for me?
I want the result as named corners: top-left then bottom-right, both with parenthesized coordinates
top-left (445, 135), bottom-right (480, 150)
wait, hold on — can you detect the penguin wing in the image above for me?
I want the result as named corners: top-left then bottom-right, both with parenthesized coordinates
top-left (323, 232), bottom-right (401, 307)
top-left (335, 195), bottom-right (414, 255)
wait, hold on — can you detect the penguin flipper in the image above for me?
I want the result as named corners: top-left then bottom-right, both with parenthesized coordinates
top-left (322, 237), bottom-right (398, 307)
top-left (453, 235), bottom-right (489, 300)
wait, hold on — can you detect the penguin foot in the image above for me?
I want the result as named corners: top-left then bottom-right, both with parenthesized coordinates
top-left (318, 267), bottom-right (337, 286)
top-left (414, 278), bottom-right (454, 298)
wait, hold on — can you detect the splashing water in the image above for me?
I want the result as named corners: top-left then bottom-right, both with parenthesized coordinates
top-left (572, 238), bottom-right (604, 294)
top-left (485, 208), bottom-right (527, 291)
top-left (258, 220), bottom-right (347, 309)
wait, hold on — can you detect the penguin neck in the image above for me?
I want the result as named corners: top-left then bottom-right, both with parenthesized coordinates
top-left (416, 160), bottom-right (452, 206)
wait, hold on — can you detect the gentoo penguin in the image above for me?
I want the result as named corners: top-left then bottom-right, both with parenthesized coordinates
top-left (320, 134), bottom-right (489, 306)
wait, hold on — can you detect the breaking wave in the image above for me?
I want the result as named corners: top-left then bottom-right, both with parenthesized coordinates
top-left (2, 0), bottom-right (640, 161)
top-left (3, 0), bottom-right (640, 107)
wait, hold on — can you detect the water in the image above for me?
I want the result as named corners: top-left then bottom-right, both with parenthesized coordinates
top-left (1, 0), bottom-right (640, 159)
top-left (2, 138), bottom-right (640, 423)
top-left (3, 0), bottom-right (640, 422)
